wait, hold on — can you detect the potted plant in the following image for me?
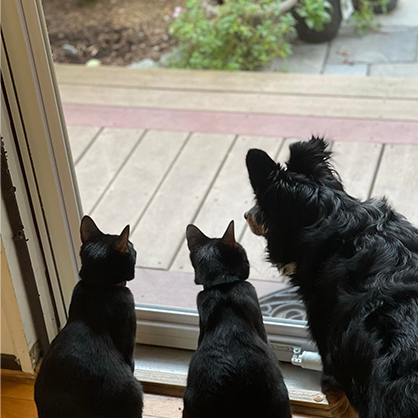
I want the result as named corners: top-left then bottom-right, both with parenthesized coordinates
top-left (349, 0), bottom-right (394, 34)
top-left (352, 0), bottom-right (397, 14)
top-left (293, 0), bottom-right (342, 43)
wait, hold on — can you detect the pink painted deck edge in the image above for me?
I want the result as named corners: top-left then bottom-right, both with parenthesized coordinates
top-left (63, 104), bottom-right (418, 144)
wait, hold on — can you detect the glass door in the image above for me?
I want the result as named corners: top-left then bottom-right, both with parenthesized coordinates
top-left (4, 0), bottom-right (315, 366)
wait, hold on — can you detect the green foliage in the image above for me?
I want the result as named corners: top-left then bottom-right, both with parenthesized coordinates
top-left (168, 0), bottom-right (296, 71)
top-left (296, 0), bottom-right (333, 32)
top-left (350, 0), bottom-right (389, 35)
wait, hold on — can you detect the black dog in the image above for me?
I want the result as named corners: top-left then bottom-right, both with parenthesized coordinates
top-left (183, 221), bottom-right (291, 418)
top-left (35, 216), bottom-right (143, 418)
top-left (245, 138), bottom-right (418, 418)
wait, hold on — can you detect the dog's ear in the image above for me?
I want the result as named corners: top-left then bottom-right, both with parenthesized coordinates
top-left (80, 216), bottom-right (104, 243)
top-left (287, 137), bottom-right (343, 190)
top-left (246, 149), bottom-right (277, 195)
top-left (222, 220), bottom-right (238, 248)
top-left (186, 224), bottom-right (210, 251)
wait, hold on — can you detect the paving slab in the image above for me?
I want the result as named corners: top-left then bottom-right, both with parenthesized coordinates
top-left (370, 62), bottom-right (418, 77)
top-left (376, 0), bottom-right (418, 27)
top-left (263, 41), bottom-right (329, 73)
top-left (328, 26), bottom-right (418, 65)
top-left (323, 63), bottom-right (369, 76)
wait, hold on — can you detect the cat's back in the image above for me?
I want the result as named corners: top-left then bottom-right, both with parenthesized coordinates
top-left (35, 321), bottom-right (141, 417)
top-left (35, 286), bottom-right (141, 418)
top-left (184, 282), bottom-right (291, 418)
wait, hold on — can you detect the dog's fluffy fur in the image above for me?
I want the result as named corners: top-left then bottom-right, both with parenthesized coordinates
top-left (245, 138), bottom-right (418, 418)
top-left (183, 221), bottom-right (291, 418)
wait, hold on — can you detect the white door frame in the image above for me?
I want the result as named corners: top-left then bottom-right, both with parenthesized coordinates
top-left (2, 0), bottom-right (82, 315)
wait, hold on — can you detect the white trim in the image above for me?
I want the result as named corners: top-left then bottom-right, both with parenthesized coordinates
top-left (136, 305), bottom-right (317, 364)
top-left (2, 0), bottom-right (81, 311)
top-left (1, 89), bottom-right (60, 340)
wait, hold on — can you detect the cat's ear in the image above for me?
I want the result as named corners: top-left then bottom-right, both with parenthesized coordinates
top-left (186, 224), bottom-right (210, 251)
top-left (222, 220), bottom-right (237, 248)
top-left (80, 216), bottom-right (104, 243)
top-left (114, 225), bottom-right (130, 254)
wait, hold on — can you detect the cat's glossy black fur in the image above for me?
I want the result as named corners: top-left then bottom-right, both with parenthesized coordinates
top-left (35, 216), bottom-right (143, 418)
top-left (183, 221), bottom-right (291, 418)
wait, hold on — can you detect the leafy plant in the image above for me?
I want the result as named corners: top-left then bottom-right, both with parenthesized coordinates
top-left (349, 0), bottom-right (389, 35)
top-left (296, 0), bottom-right (333, 32)
top-left (168, 0), bottom-right (296, 71)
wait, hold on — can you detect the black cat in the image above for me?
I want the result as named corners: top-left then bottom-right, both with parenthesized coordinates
top-left (35, 216), bottom-right (143, 418)
top-left (183, 221), bottom-right (291, 418)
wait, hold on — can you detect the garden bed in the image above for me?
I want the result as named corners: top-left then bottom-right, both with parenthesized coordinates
top-left (43, 0), bottom-right (183, 66)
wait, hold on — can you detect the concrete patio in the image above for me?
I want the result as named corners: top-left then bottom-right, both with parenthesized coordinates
top-left (56, 64), bottom-right (418, 315)
top-left (264, 0), bottom-right (418, 77)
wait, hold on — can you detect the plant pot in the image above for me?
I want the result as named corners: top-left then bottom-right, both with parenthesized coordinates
top-left (293, 0), bottom-right (342, 44)
top-left (352, 0), bottom-right (398, 14)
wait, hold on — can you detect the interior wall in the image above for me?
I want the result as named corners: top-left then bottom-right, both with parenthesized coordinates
top-left (1, 301), bottom-right (17, 356)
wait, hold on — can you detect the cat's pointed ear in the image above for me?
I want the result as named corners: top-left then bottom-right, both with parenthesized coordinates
top-left (114, 225), bottom-right (130, 254)
top-left (80, 216), bottom-right (104, 243)
top-left (186, 224), bottom-right (210, 251)
top-left (222, 220), bottom-right (237, 248)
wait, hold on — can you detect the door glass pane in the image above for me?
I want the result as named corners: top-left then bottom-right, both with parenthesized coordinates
top-left (41, 0), bottom-right (418, 332)
top-left (40, 0), bottom-right (305, 326)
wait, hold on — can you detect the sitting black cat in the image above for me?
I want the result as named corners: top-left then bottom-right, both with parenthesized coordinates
top-left (35, 216), bottom-right (143, 418)
top-left (183, 221), bottom-right (291, 418)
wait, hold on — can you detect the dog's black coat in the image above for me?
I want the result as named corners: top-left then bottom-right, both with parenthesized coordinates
top-left (35, 216), bottom-right (143, 418)
top-left (183, 221), bottom-right (291, 418)
top-left (246, 138), bottom-right (418, 418)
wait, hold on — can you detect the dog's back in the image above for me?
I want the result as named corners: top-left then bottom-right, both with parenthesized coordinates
top-left (245, 140), bottom-right (418, 418)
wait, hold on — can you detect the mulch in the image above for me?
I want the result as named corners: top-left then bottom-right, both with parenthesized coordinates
top-left (42, 0), bottom-right (183, 66)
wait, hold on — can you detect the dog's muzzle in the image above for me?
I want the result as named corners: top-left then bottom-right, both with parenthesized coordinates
top-left (244, 205), bottom-right (266, 236)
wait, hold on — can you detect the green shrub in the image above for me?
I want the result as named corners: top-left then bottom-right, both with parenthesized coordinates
top-left (350, 0), bottom-right (390, 35)
top-left (296, 0), bottom-right (333, 32)
top-left (169, 0), bottom-right (296, 71)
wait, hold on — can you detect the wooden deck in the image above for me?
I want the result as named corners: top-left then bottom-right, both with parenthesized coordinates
top-left (56, 65), bottom-right (418, 308)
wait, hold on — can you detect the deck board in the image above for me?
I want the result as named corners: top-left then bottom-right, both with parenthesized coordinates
top-left (56, 64), bottom-right (418, 100)
top-left (131, 133), bottom-right (236, 269)
top-left (58, 84), bottom-right (418, 122)
top-left (91, 130), bottom-right (189, 234)
top-left (371, 144), bottom-right (418, 227)
top-left (61, 66), bottom-right (417, 286)
top-left (75, 128), bottom-right (144, 213)
top-left (170, 135), bottom-right (283, 275)
top-left (66, 125), bottom-right (101, 163)
top-left (332, 141), bottom-right (383, 201)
